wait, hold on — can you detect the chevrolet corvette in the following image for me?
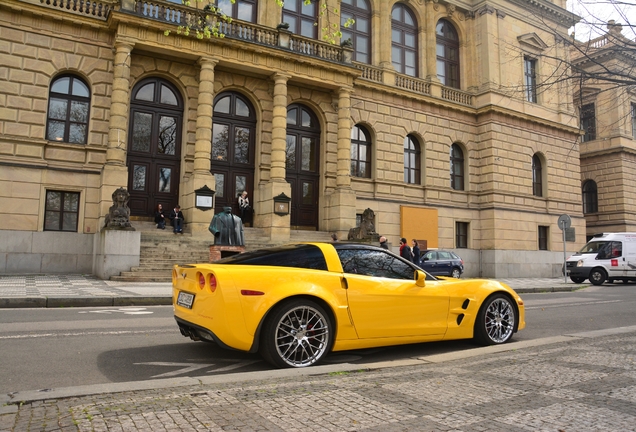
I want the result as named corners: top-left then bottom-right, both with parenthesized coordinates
top-left (173, 242), bottom-right (525, 368)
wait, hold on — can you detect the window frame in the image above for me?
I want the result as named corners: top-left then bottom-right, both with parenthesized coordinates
top-left (450, 143), bottom-right (464, 191)
top-left (524, 56), bottom-right (537, 103)
top-left (538, 225), bottom-right (548, 250)
top-left (46, 74), bottom-right (91, 144)
top-left (350, 124), bottom-right (372, 178)
top-left (436, 19), bottom-right (460, 89)
top-left (456, 221), bottom-right (468, 249)
top-left (282, 0), bottom-right (318, 39)
top-left (391, 3), bottom-right (418, 77)
top-left (44, 190), bottom-right (80, 232)
top-left (340, 0), bottom-right (371, 64)
top-left (582, 179), bottom-right (598, 214)
top-left (631, 103), bottom-right (636, 139)
top-left (532, 154), bottom-right (543, 197)
top-left (215, 0), bottom-right (257, 22)
top-left (580, 103), bottom-right (596, 142)
top-left (403, 134), bottom-right (421, 185)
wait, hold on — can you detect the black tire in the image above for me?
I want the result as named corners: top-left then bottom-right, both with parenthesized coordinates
top-left (259, 299), bottom-right (333, 368)
top-left (474, 294), bottom-right (516, 346)
top-left (451, 268), bottom-right (461, 279)
top-left (589, 268), bottom-right (607, 286)
top-left (570, 277), bottom-right (586, 283)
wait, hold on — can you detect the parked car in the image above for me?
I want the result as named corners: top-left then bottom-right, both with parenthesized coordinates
top-left (419, 250), bottom-right (464, 278)
top-left (173, 242), bottom-right (524, 368)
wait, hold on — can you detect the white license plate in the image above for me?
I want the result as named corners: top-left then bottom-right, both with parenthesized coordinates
top-left (177, 291), bottom-right (195, 309)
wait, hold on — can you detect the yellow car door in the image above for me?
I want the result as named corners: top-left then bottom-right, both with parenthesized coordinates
top-left (336, 248), bottom-right (449, 339)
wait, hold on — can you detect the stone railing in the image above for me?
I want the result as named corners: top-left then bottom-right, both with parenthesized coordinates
top-left (39, 0), bottom-right (114, 19)
top-left (395, 74), bottom-right (431, 95)
top-left (353, 63), bottom-right (383, 83)
top-left (441, 86), bottom-right (473, 105)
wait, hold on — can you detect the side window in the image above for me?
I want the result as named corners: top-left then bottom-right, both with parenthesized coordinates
top-left (422, 251), bottom-right (435, 261)
top-left (438, 251), bottom-right (452, 259)
top-left (46, 75), bottom-right (91, 144)
top-left (337, 249), bottom-right (414, 280)
top-left (44, 190), bottom-right (80, 232)
top-left (597, 241), bottom-right (622, 259)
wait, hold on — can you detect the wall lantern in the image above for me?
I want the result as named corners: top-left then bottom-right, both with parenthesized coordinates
top-left (273, 192), bottom-right (291, 216)
top-left (194, 185), bottom-right (215, 211)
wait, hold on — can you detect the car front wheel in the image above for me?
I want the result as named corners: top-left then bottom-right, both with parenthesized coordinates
top-left (589, 268), bottom-right (607, 286)
top-left (451, 268), bottom-right (461, 279)
top-left (474, 294), bottom-right (516, 346)
top-left (259, 299), bottom-right (333, 368)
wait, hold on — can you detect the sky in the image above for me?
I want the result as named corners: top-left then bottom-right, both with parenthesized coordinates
top-left (567, 0), bottom-right (636, 39)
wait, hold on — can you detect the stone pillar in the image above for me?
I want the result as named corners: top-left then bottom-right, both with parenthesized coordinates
top-left (425, 0), bottom-right (439, 82)
top-left (477, 5), bottom-right (500, 91)
top-left (258, 72), bottom-right (291, 242)
top-left (326, 86), bottom-right (357, 237)
top-left (99, 41), bottom-right (134, 231)
top-left (184, 57), bottom-right (219, 234)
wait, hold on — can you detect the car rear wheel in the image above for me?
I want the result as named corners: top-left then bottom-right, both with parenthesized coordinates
top-left (570, 276), bottom-right (586, 283)
top-left (589, 268), bottom-right (607, 286)
top-left (474, 294), bottom-right (516, 346)
top-left (259, 299), bottom-right (333, 368)
top-left (451, 268), bottom-right (461, 279)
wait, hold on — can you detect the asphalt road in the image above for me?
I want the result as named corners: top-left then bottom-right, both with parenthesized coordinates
top-left (1, 283), bottom-right (636, 395)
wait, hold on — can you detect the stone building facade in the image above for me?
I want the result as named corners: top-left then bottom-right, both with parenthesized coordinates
top-left (0, 0), bottom-right (583, 277)
top-left (573, 22), bottom-right (636, 238)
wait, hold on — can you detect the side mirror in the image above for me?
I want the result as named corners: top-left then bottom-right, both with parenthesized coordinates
top-left (415, 270), bottom-right (426, 287)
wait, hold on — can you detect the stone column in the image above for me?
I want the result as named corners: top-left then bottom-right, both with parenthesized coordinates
top-left (185, 57), bottom-right (218, 234)
top-left (425, 0), bottom-right (439, 81)
top-left (477, 5), bottom-right (500, 91)
top-left (99, 40), bottom-right (134, 231)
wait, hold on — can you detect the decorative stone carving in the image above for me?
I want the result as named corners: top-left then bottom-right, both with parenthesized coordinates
top-left (104, 187), bottom-right (135, 230)
top-left (347, 208), bottom-right (380, 242)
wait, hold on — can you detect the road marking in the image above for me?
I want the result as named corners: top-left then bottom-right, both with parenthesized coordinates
top-left (0, 329), bottom-right (171, 340)
top-left (134, 362), bottom-right (215, 378)
top-left (78, 308), bottom-right (153, 315)
top-left (209, 360), bottom-right (261, 372)
top-left (525, 299), bottom-right (623, 310)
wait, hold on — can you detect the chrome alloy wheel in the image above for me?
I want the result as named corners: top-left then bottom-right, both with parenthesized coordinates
top-left (275, 305), bottom-right (330, 367)
top-left (484, 297), bottom-right (515, 344)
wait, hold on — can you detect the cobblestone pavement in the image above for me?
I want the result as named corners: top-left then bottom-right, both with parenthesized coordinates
top-left (1, 328), bottom-right (634, 431)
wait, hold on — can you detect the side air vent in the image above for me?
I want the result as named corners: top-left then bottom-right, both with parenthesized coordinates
top-left (462, 299), bottom-right (470, 309)
top-left (457, 314), bottom-right (465, 325)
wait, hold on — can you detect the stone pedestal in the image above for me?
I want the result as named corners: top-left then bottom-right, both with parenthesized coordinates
top-left (93, 229), bottom-right (140, 279)
top-left (209, 245), bottom-right (245, 262)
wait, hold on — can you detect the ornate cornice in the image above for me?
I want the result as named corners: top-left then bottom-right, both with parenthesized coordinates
top-left (505, 0), bottom-right (580, 27)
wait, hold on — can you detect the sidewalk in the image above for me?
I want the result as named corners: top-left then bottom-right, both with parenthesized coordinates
top-left (1, 325), bottom-right (635, 431)
top-left (0, 274), bottom-right (587, 308)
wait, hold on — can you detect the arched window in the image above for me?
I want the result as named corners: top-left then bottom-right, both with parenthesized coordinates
top-left (450, 143), bottom-right (464, 190)
top-left (216, 0), bottom-right (257, 22)
top-left (582, 180), bottom-right (598, 214)
top-left (341, 0), bottom-right (371, 63)
top-left (532, 154), bottom-right (543, 197)
top-left (391, 3), bottom-right (417, 77)
top-left (211, 92), bottom-right (257, 215)
top-left (282, 0), bottom-right (317, 38)
top-left (46, 74), bottom-right (91, 144)
top-left (351, 124), bottom-right (371, 178)
top-left (404, 135), bottom-right (420, 184)
top-left (436, 19), bottom-right (460, 89)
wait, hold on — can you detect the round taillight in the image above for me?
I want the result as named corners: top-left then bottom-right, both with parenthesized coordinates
top-left (198, 272), bottom-right (206, 290)
top-left (209, 274), bottom-right (217, 292)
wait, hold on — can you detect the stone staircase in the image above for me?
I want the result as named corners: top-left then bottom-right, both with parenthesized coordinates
top-left (109, 221), bottom-right (333, 282)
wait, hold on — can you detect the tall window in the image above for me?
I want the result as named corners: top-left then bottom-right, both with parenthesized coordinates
top-left (282, 0), bottom-right (317, 38)
top-left (44, 190), bottom-right (80, 232)
top-left (341, 0), bottom-right (371, 63)
top-left (631, 103), bottom-right (636, 138)
top-left (580, 103), bottom-right (596, 142)
top-left (404, 135), bottom-right (421, 184)
top-left (538, 226), bottom-right (548, 250)
top-left (532, 154), bottom-right (543, 197)
top-left (456, 222), bottom-right (468, 248)
top-left (524, 56), bottom-right (537, 103)
top-left (351, 124), bottom-right (371, 178)
top-left (582, 180), bottom-right (598, 214)
top-left (215, 0), bottom-right (257, 22)
top-left (450, 143), bottom-right (464, 190)
top-left (46, 75), bottom-right (91, 144)
top-left (436, 20), bottom-right (460, 88)
top-left (391, 3), bottom-right (417, 76)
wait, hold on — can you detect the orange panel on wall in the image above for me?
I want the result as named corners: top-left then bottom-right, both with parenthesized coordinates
top-left (400, 206), bottom-right (438, 249)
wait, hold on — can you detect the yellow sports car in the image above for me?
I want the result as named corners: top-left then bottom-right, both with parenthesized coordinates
top-left (173, 242), bottom-right (525, 368)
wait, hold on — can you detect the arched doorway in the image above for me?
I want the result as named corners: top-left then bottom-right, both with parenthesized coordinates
top-left (286, 104), bottom-right (320, 229)
top-left (210, 92), bottom-right (256, 217)
top-left (127, 78), bottom-right (183, 216)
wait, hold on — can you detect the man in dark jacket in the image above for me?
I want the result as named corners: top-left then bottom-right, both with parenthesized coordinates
top-left (379, 236), bottom-right (389, 249)
top-left (169, 205), bottom-right (185, 234)
top-left (399, 237), bottom-right (413, 262)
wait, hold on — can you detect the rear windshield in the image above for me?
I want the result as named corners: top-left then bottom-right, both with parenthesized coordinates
top-left (215, 244), bottom-right (328, 271)
top-left (577, 241), bottom-right (608, 254)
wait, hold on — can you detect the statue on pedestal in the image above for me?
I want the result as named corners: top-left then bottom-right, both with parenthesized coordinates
top-left (104, 187), bottom-right (135, 231)
top-left (347, 208), bottom-right (379, 242)
top-left (209, 206), bottom-right (244, 246)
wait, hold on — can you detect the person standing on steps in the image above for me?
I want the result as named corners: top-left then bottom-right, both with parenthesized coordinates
top-left (169, 205), bottom-right (185, 234)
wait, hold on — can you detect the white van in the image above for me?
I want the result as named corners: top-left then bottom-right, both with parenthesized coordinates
top-left (565, 233), bottom-right (636, 285)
